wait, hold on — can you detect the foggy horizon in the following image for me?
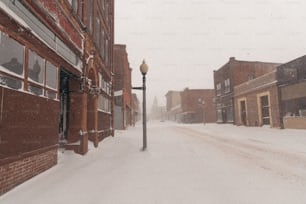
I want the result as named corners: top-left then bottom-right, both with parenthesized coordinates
top-left (115, 0), bottom-right (306, 108)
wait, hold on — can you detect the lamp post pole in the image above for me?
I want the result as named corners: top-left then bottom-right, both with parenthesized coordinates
top-left (142, 73), bottom-right (147, 150)
top-left (132, 60), bottom-right (148, 151)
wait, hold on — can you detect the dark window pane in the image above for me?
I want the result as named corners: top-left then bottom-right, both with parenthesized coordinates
top-left (28, 83), bottom-right (43, 95)
top-left (0, 74), bottom-right (22, 89)
top-left (46, 90), bottom-right (57, 100)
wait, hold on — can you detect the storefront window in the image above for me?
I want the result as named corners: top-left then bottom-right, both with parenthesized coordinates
top-left (0, 30), bottom-right (58, 99)
top-left (46, 61), bottom-right (58, 89)
top-left (28, 49), bottom-right (44, 84)
top-left (0, 32), bottom-right (24, 90)
top-left (0, 32), bottom-right (24, 76)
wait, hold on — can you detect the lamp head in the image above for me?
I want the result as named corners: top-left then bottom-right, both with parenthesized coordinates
top-left (140, 59), bottom-right (148, 75)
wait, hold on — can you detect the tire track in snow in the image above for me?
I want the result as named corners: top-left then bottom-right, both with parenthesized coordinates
top-left (174, 126), bottom-right (306, 184)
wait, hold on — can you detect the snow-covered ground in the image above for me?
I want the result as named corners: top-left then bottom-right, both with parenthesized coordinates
top-left (1, 121), bottom-right (306, 204)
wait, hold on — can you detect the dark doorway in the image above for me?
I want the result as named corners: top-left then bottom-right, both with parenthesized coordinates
top-left (222, 108), bottom-right (227, 123)
top-left (260, 95), bottom-right (270, 125)
top-left (240, 100), bottom-right (247, 125)
top-left (59, 69), bottom-right (70, 143)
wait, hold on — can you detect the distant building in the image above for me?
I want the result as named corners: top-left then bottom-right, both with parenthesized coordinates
top-left (179, 88), bottom-right (216, 123)
top-left (277, 55), bottom-right (306, 129)
top-left (165, 88), bottom-right (216, 123)
top-left (113, 44), bottom-right (132, 129)
top-left (165, 91), bottom-right (182, 121)
top-left (213, 57), bottom-right (281, 124)
top-left (149, 96), bottom-right (166, 120)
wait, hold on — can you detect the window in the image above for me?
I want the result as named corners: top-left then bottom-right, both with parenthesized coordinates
top-left (88, 0), bottom-right (93, 35)
top-left (46, 61), bottom-right (58, 89)
top-left (28, 50), bottom-right (44, 95)
top-left (28, 49), bottom-right (44, 84)
top-left (68, 0), bottom-right (78, 13)
top-left (98, 95), bottom-right (111, 113)
top-left (0, 31), bottom-right (24, 90)
top-left (100, 30), bottom-right (105, 60)
top-left (104, 0), bottom-right (109, 22)
top-left (27, 50), bottom-right (58, 99)
top-left (99, 73), bottom-right (103, 89)
top-left (95, 17), bottom-right (101, 49)
top-left (0, 31), bottom-right (58, 99)
top-left (224, 78), bottom-right (230, 93)
top-left (114, 95), bottom-right (122, 106)
top-left (105, 39), bottom-right (109, 67)
top-left (216, 83), bottom-right (221, 96)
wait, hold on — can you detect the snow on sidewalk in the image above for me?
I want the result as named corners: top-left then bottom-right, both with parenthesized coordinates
top-left (1, 121), bottom-right (306, 204)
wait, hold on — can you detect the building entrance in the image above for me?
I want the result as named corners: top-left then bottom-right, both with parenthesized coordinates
top-left (240, 100), bottom-right (247, 125)
top-left (59, 69), bottom-right (71, 144)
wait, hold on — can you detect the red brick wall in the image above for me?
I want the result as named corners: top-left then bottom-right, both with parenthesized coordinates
top-left (180, 89), bottom-right (216, 123)
top-left (113, 45), bottom-right (126, 92)
top-left (214, 57), bottom-right (280, 92)
top-left (34, 0), bottom-right (83, 49)
top-left (98, 111), bottom-right (111, 140)
top-left (232, 60), bottom-right (279, 87)
top-left (235, 82), bottom-right (281, 128)
top-left (0, 147), bottom-right (57, 196)
top-left (113, 44), bottom-right (132, 126)
top-left (67, 78), bottom-right (85, 143)
top-left (0, 88), bottom-right (59, 160)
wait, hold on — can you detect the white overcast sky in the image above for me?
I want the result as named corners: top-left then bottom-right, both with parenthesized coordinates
top-left (115, 0), bottom-right (306, 107)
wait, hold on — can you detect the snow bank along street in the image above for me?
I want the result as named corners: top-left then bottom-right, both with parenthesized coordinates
top-left (1, 121), bottom-right (306, 204)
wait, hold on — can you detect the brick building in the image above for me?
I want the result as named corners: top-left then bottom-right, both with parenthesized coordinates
top-left (165, 88), bottom-right (216, 123)
top-left (179, 88), bottom-right (216, 123)
top-left (0, 0), bottom-right (114, 195)
top-left (277, 55), bottom-right (306, 129)
top-left (234, 71), bottom-right (281, 128)
top-left (165, 90), bottom-right (182, 121)
top-left (213, 57), bottom-right (280, 124)
top-left (113, 44), bottom-right (132, 129)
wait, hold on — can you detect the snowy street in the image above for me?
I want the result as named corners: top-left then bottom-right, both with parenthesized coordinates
top-left (1, 121), bottom-right (306, 204)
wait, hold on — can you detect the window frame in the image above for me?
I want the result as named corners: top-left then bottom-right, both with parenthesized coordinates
top-left (0, 30), bottom-right (59, 100)
top-left (224, 78), bottom-right (230, 93)
top-left (216, 83), bottom-right (221, 96)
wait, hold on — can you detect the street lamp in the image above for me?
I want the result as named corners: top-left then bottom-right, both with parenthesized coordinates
top-left (133, 60), bottom-right (148, 151)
